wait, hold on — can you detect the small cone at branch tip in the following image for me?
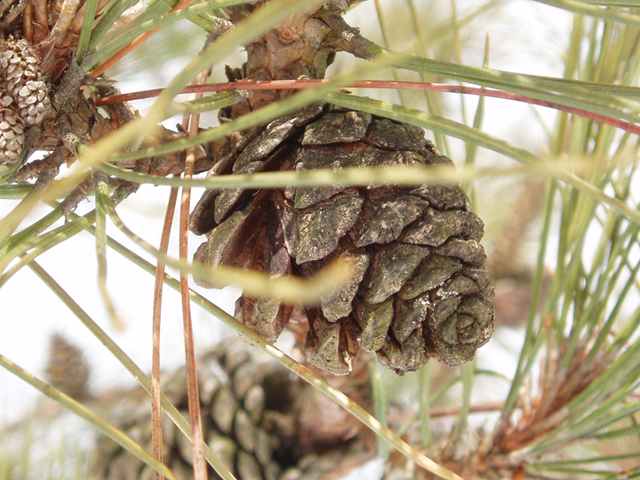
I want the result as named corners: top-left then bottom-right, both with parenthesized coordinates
top-left (0, 36), bottom-right (50, 124)
top-left (190, 1), bottom-right (495, 376)
top-left (0, 34), bottom-right (51, 165)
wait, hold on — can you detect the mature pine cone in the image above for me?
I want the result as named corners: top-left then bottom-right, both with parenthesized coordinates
top-left (190, 2), bottom-right (494, 376)
top-left (92, 341), bottom-right (372, 480)
top-left (45, 333), bottom-right (91, 401)
top-left (0, 35), bottom-right (50, 126)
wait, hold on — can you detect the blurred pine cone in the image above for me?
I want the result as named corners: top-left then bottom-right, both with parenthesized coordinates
top-left (92, 341), bottom-right (372, 480)
top-left (191, 2), bottom-right (494, 376)
top-left (45, 333), bottom-right (90, 401)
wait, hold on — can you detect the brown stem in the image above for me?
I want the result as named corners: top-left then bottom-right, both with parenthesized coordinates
top-left (150, 184), bottom-right (179, 480)
top-left (320, 10), bottom-right (373, 60)
top-left (21, 0), bottom-right (33, 40)
top-left (95, 79), bottom-right (640, 136)
top-left (390, 400), bottom-right (506, 423)
top-left (179, 70), bottom-right (209, 480)
top-left (31, 0), bottom-right (49, 43)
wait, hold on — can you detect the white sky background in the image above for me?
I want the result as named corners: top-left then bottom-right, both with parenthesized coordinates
top-left (0, 0), bottom-right (577, 443)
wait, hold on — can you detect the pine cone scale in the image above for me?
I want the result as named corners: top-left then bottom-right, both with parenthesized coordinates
top-left (366, 118), bottom-right (429, 151)
top-left (393, 295), bottom-right (430, 342)
top-left (301, 110), bottom-right (371, 144)
top-left (233, 103), bottom-right (325, 174)
top-left (354, 194), bottom-right (429, 247)
top-left (295, 190), bottom-right (363, 263)
top-left (357, 298), bottom-right (393, 352)
top-left (399, 254), bottom-right (463, 300)
top-left (361, 243), bottom-right (430, 304)
top-left (193, 205), bottom-right (254, 288)
top-left (411, 182), bottom-right (471, 209)
top-left (317, 252), bottom-right (369, 322)
top-left (271, 192), bottom-right (300, 259)
top-left (402, 209), bottom-right (484, 246)
top-left (305, 310), bottom-right (357, 375)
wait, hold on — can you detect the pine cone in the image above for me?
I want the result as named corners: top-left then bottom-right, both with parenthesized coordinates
top-left (45, 333), bottom-right (91, 401)
top-left (0, 105), bottom-right (24, 163)
top-left (190, 3), bottom-right (494, 376)
top-left (92, 341), bottom-right (371, 480)
top-left (191, 106), bottom-right (494, 375)
top-left (0, 35), bottom-right (51, 126)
